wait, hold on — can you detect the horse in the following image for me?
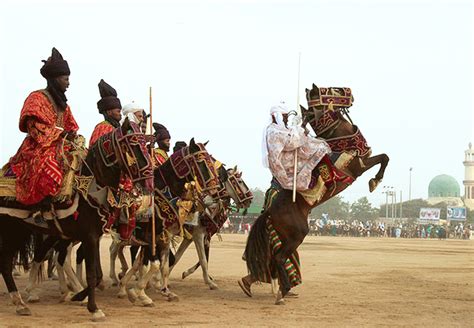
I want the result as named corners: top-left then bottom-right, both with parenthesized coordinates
top-left (240, 84), bottom-right (389, 305)
top-left (0, 118), bottom-right (153, 320)
top-left (170, 165), bottom-right (253, 289)
top-left (117, 138), bottom-right (222, 306)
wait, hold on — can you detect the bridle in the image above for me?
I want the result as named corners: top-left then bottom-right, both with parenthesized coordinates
top-left (169, 145), bottom-right (220, 196)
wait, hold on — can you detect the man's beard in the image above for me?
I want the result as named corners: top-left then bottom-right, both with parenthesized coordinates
top-left (157, 141), bottom-right (170, 152)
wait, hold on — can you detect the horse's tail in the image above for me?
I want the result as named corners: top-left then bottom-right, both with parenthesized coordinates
top-left (244, 211), bottom-right (270, 281)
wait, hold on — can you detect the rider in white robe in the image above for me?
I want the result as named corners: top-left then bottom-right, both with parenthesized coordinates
top-left (262, 102), bottom-right (331, 191)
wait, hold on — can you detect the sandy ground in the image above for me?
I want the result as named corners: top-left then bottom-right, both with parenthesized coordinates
top-left (0, 234), bottom-right (473, 327)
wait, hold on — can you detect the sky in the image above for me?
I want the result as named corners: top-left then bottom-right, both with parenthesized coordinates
top-left (0, 0), bottom-right (472, 207)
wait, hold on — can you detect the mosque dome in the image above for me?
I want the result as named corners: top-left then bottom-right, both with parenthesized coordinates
top-left (428, 174), bottom-right (460, 198)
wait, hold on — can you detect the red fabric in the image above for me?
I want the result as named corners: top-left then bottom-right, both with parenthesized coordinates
top-left (9, 91), bottom-right (79, 205)
top-left (89, 121), bottom-right (114, 147)
top-left (153, 148), bottom-right (168, 166)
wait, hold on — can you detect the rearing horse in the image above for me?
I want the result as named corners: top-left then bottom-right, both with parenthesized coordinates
top-left (241, 84), bottom-right (389, 305)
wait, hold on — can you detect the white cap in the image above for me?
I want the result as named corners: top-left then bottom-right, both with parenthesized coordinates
top-left (121, 101), bottom-right (144, 125)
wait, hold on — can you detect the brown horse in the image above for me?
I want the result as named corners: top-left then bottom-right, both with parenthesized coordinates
top-left (241, 84), bottom-right (389, 304)
top-left (0, 118), bottom-right (153, 320)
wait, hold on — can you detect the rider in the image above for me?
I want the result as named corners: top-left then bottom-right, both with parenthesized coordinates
top-left (151, 123), bottom-right (171, 166)
top-left (89, 79), bottom-right (122, 146)
top-left (173, 141), bottom-right (187, 153)
top-left (9, 48), bottom-right (79, 205)
top-left (239, 101), bottom-right (331, 297)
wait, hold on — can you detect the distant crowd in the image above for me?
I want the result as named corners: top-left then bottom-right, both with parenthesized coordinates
top-left (220, 218), bottom-right (472, 240)
top-left (306, 219), bottom-right (472, 239)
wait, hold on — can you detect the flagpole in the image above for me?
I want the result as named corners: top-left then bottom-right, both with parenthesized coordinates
top-left (149, 86), bottom-right (156, 257)
top-left (292, 52), bottom-right (301, 203)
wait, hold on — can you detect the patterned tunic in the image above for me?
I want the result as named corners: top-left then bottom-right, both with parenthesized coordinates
top-left (89, 121), bottom-right (114, 146)
top-left (266, 123), bottom-right (330, 191)
top-left (9, 90), bottom-right (78, 205)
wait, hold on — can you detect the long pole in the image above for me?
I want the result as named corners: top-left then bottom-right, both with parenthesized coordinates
top-left (149, 86), bottom-right (156, 257)
top-left (292, 52), bottom-right (301, 203)
top-left (385, 190), bottom-right (389, 219)
top-left (409, 167), bottom-right (412, 201)
top-left (400, 190), bottom-right (403, 220)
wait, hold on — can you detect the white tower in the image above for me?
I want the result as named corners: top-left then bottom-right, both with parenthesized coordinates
top-left (463, 142), bottom-right (474, 210)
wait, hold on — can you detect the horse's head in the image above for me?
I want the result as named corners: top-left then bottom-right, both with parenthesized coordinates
top-left (166, 138), bottom-right (220, 197)
top-left (92, 117), bottom-right (154, 192)
top-left (303, 84), bottom-right (354, 136)
top-left (224, 165), bottom-right (253, 209)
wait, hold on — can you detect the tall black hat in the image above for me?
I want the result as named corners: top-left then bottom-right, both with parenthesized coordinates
top-left (153, 122), bottom-right (171, 141)
top-left (97, 79), bottom-right (122, 113)
top-left (40, 47), bottom-right (70, 79)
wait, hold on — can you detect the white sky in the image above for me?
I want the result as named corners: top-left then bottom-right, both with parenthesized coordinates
top-left (0, 0), bottom-right (472, 207)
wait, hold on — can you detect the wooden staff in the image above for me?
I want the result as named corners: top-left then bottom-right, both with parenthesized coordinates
top-left (292, 52), bottom-right (301, 203)
top-left (149, 86), bottom-right (156, 257)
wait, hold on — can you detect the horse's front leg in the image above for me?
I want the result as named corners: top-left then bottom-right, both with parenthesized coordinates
top-left (354, 153), bottom-right (390, 192)
top-left (158, 237), bottom-right (179, 301)
top-left (82, 236), bottom-right (105, 321)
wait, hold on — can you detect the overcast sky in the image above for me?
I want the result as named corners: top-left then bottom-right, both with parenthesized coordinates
top-left (0, 0), bottom-right (472, 207)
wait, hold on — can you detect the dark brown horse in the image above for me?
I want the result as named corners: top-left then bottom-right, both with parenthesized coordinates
top-left (0, 118), bottom-right (153, 320)
top-left (241, 84), bottom-right (389, 304)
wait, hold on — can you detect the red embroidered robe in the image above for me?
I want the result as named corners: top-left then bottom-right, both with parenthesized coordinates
top-left (9, 90), bottom-right (79, 205)
top-left (89, 121), bottom-right (114, 147)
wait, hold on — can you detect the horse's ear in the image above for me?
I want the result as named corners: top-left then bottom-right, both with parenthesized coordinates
top-left (233, 165), bottom-right (237, 172)
top-left (203, 140), bottom-right (209, 147)
top-left (300, 105), bottom-right (307, 111)
top-left (121, 117), bottom-right (130, 134)
top-left (305, 88), bottom-right (309, 92)
top-left (189, 138), bottom-right (198, 152)
top-left (312, 83), bottom-right (317, 89)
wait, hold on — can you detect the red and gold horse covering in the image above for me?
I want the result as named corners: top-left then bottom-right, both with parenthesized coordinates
top-left (9, 90), bottom-right (78, 205)
top-left (326, 126), bottom-right (371, 157)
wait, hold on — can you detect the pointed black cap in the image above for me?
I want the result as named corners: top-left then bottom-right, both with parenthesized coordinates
top-left (97, 79), bottom-right (121, 113)
top-left (40, 47), bottom-right (70, 79)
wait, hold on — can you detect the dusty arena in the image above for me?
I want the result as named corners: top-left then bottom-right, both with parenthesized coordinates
top-left (0, 234), bottom-right (472, 327)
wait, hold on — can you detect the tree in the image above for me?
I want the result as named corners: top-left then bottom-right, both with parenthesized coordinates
top-left (350, 197), bottom-right (379, 221)
top-left (309, 195), bottom-right (350, 220)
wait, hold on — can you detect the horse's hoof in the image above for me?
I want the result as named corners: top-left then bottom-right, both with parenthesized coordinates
top-left (16, 306), bottom-right (32, 316)
top-left (111, 281), bottom-right (118, 287)
top-left (285, 291), bottom-right (299, 298)
top-left (369, 179), bottom-right (380, 192)
top-left (97, 280), bottom-right (106, 291)
top-left (208, 283), bottom-right (219, 290)
top-left (181, 272), bottom-right (188, 280)
top-left (127, 288), bottom-right (138, 303)
top-left (167, 294), bottom-right (179, 302)
top-left (60, 292), bottom-right (74, 303)
top-left (275, 298), bottom-right (286, 305)
top-left (91, 309), bottom-right (106, 322)
top-left (118, 273), bottom-right (125, 280)
top-left (27, 295), bottom-right (40, 303)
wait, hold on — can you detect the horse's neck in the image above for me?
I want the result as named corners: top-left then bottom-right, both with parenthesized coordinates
top-left (318, 111), bottom-right (354, 139)
top-left (85, 149), bottom-right (120, 189)
top-left (156, 161), bottom-right (186, 197)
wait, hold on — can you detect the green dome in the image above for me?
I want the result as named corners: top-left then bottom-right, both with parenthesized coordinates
top-left (428, 174), bottom-right (460, 198)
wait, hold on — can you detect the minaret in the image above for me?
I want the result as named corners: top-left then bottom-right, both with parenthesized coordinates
top-left (463, 142), bottom-right (474, 210)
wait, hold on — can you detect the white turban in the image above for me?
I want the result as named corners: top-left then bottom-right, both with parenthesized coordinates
top-left (269, 101), bottom-right (290, 127)
top-left (262, 101), bottom-right (289, 168)
top-left (121, 101), bottom-right (144, 125)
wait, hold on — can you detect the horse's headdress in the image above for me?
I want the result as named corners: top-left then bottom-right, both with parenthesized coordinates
top-left (306, 85), bottom-right (353, 109)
